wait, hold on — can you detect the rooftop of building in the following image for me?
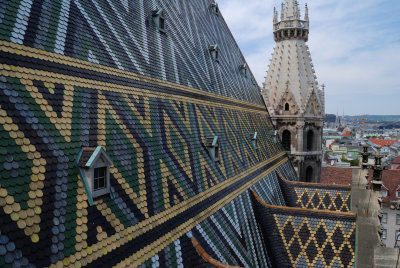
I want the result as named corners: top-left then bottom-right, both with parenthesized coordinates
top-left (368, 139), bottom-right (399, 147)
top-left (322, 167), bottom-right (400, 203)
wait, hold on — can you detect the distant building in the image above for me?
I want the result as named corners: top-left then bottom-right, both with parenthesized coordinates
top-left (369, 139), bottom-right (399, 147)
top-left (262, 0), bottom-right (324, 182)
top-left (322, 167), bottom-right (400, 248)
top-left (389, 156), bottom-right (400, 170)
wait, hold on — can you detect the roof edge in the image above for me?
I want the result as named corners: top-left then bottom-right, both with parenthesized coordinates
top-left (251, 190), bottom-right (356, 217)
top-left (276, 171), bottom-right (351, 188)
top-left (191, 237), bottom-right (243, 268)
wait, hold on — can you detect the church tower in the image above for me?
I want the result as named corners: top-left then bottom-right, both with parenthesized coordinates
top-left (262, 0), bottom-right (325, 182)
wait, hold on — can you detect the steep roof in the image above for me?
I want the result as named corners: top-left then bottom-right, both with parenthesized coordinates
top-left (379, 170), bottom-right (400, 203)
top-left (0, 0), bottom-right (301, 267)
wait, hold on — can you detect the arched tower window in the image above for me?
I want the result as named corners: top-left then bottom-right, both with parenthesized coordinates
top-left (285, 103), bottom-right (289, 111)
top-left (306, 166), bottom-right (313, 182)
top-left (282, 130), bottom-right (291, 151)
top-left (307, 130), bottom-right (314, 151)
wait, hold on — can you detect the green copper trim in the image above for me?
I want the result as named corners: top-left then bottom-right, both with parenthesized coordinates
top-left (85, 146), bottom-right (103, 167)
top-left (212, 136), bottom-right (218, 147)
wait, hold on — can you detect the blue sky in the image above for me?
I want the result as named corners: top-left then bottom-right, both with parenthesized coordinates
top-left (218, 0), bottom-right (400, 115)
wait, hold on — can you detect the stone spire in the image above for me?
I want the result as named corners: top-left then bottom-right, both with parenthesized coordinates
top-left (263, 0), bottom-right (324, 118)
top-left (304, 3), bottom-right (309, 21)
top-left (262, 0), bottom-right (324, 182)
top-left (282, 0), bottom-right (300, 20)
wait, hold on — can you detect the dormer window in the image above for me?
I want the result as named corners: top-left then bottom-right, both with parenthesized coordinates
top-left (209, 44), bottom-right (219, 62)
top-left (273, 130), bottom-right (278, 144)
top-left (210, 1), bottom-right (220, 15)
top-left (205, 136), bottom-right (220, 162)
top-left (250, 132), bottom-right (258, 149)
top-left (76, 146), bottom-right (113, 204)
top-left (152, 8), bottom-right (166, 33)
top-left (239, 63), bottom-right (247, 76)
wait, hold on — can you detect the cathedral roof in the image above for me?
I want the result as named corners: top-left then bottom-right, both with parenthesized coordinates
top-left (0, 0), bottom-right (299, 267)
top-left (0, 0), bottom-right (360, 267)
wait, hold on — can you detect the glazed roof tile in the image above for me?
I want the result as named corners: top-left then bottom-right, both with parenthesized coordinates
top-left (251, 190), bottom-right (356, 268)
top-left (0, 0), bottom-right (360, 267)
top-left (0, 0), bottom-right (301, 267)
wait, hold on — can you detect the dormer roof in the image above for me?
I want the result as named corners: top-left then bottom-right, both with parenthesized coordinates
top-left (77, 146), bottom-right (113, 168)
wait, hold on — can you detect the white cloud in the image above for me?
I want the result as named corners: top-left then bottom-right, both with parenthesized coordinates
top-left (218, 0), bottom-right (400, 115)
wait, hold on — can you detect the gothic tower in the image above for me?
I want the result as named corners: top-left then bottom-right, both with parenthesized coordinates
top-left (262, 0), bottom-right (325, 182)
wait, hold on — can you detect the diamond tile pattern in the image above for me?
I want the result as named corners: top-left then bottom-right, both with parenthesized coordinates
top-left (0, 0), bottom-right (301, 267)
top-left (277, 173), bottom-right (352, 212)
top-left (252, 191), bottom-right (356, 268)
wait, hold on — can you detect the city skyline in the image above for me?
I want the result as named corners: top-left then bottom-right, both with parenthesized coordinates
top-left (218, 0), bottom-right (400, 115)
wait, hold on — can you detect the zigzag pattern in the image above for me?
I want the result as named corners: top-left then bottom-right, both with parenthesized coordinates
top-left (0, 0), bottom-right (262, 104)
top-left (0, 50), bottom-right (294, 266)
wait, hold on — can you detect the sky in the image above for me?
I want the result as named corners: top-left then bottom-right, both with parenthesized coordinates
top-left (218, 0), bottom-right (400, 115)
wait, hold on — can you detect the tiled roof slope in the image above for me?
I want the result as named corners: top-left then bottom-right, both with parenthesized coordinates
top-left (377, 170), bottom-right (400, 203)
top-left (252, 191), bottom-right (357, 268)
top-left (368, 139), bottom-right (398, 147)
top-left (0, 0), bottom-right (262, 105)
top-left (392, 156), bottom-right (400, 164)
top-left (321, 167), bottom-right (353, 185)
top-left (276, 173), bottom-right (352, 212)
top-left (321, 167), bottom-right (400, 204)
top-left (0, 0), bottom-right (299, 267)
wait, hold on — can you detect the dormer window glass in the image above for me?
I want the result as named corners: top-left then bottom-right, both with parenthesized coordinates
top-left (285, 103), bottom-right (289, 111)
top-left (209, 45), bottom-right (219, 62)
top-left (397, 191), bottom-right (400, 198)
top-left (94, 166), bottom-right (107, 191)
top-left (153, 8), bottom-right (166, 33)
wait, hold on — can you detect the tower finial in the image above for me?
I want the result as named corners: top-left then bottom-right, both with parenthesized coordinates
top-left (273, 1), bottom-right (309, 42)
top-left (305, 3), bottom-right (309, 21)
